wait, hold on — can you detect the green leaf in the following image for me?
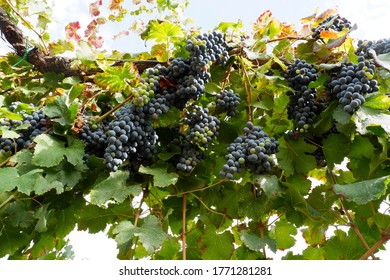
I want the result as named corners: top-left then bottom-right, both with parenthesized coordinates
top-left (322, 134), bottom-right (351, 169)
top-left (31, 135), bottom-right (64, 167)
top-left (146, 21), bottom-right (184, 44)
top-left (78, 204), bottom-right (114, 234)
top-left (42, 95), bottom-right (78, 126)
top-left (139, 163), bottom-right (178, 188)
top-left (363, 92), bottom-right (390, 110)
top-left (0, 126), bottom-right (20, 139)
top-left (269, 220), bottom-right (297, 250)
top-left (135, 215), bottom-right (168, 253)
top-left (302, 223), bottom-right (327, 246)
top-left (112, 221), bottom-right (137, 246)
top-left (113, 216), bottom-right (168, 253)
top-left (277, 136), bottom-right (317, 176)
top-left (323, 229), bottom-right (366, 259)
top-left (90, 171), bottom-right (141, 205)
top-left (32, 135), bottom-right (84, 168)
top-left (355, 107), bottom-right (390, 135)
top-left (349, 136), bottom-right (375, 159)
top-left (5, 201), bottom-right (35, 228)
top-left (68, 84), bottom-right (86, 103)
top-left (333, 106), bottom-right (351, 125)
top-left (0, 167), bottom-right (19, 192)
top-left (253, 174), bottom-right (282, 198)
top-left (200, 225), bottom-right (234, 259)
top-left (240, 231), bottom-right (277, 253)
top-left (34, 204), bottom-right (51, 233)
top-left (334, 176), bottom-right (390, 204)
top-left (0, 221), bottom-right (31, 258)
top-left (0, 167), bottom-right (43, 195)
top-left (94, 62), bottom-right (137, 92)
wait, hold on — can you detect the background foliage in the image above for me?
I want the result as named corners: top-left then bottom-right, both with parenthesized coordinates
top-left (0, 0), bottom-right (389, 260)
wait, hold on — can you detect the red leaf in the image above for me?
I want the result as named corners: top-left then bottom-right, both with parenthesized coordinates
top-left (89, 0), bottom-right (102, 17)
top-left (113, 30), bottom-right (130, 40)
top-left (85, 20), bottom-right (98, 37)
top-left (89, 34), bottom-right (104, 49)
top-left (65, 21), bottom-right (81, 42)
top-left (109, 0), bottom-right (124, 11)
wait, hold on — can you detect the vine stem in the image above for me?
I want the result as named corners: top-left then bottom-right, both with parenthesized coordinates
top-left (339, 197), bottom-right (377, 259)
top-left (169, 179), bottom-right (226, 197)
top-left (329, 170), bottom-right (377, 259)
top-left (128, 195), bottom-right (144, 260)
top-left (182, 194), bottom-right (187, 260)
top-left (0, 194), bottom-right (16, 209)
top-left (238, 57), bottom-right (254, 123)
top-left (4, 0), bottom-right (48, 54)
top-left (96, 94), bottom-right (134, 123)
top-left (359, 227), bottom-right (390, 260)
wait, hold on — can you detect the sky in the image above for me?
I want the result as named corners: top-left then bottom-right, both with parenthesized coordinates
top-left (0, 0), bottom-right (389, 260)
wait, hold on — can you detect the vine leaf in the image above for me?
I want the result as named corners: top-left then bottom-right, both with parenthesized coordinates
top-left (355, 107), bottom-right (390, 135)
top-left (43, 95), bottom-right (78, 126)
top-left (277, 136), bottom-right (317, 176)
top-left (253, 174), bottom-right (282, 198)
top-left (348, 136), bottom-right (375, 159)
top-left (94, 62), bottom-right (137, 92)
top-left (78, 204), bottom-right (115, 234)
top-left (269, 220), bottom-right (297, 250)
top-left (139, 163), bottom-right (178, 188)
top-left (363, 92), bottom-right (390, 110)
top-left (89, 171), bottom-right (142, 205)
top-left (322, 134), bottom-right (351, 169)
top-left (145, 20), bottom-right (184, 44)
top-left (240, 231), bottom-right (277, 253)
top-left (113, 216), bottom-right (168, 253)
top-left (334, 176), bottom-right (390, 204)
top-left (199, 225), bottom-right (234, 259)
top-left (0, 167), bottom-right (43, 195)
top-left (32, 135), bottom-right (85, 168)
top-left (302, 222), bottom-right (327, 246)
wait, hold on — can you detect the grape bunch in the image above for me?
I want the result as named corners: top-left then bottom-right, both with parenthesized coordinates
top-left (79, 120), bottom-right (108, 158)
top-left (220, 122), bottom-right (279, 179)
top-left (132, 68), bottom-right (161, 107)
top-left (287, 89), bottom-right (326, 132)
top-left (356, 38), bottom-right (390, 57)
top-left (284, 59), bottom-right (318, 91)
top-left (174, 140), bottom-right (205, 172)
top-left (103, 104), bottom-right (158, 172)
top-left (0, 107), bottom-right (51, 154)
top-left (325, 56), bottom-right (379, 113)
top-left (312, 14), bottom-right (352, 40)
top-left (284, 59), bottom-right (325, 131)
top-left (184, 105), bottom-right (220, 148)
top-left (215, 89), bottom-right (241, 117)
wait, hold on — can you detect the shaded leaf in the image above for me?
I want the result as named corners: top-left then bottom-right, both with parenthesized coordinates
top-left (240, 231), bottom-right (277, 253)
top-left (200, 225), bottom-right (234, 259)
top-left (322, 134), bottom-right (351, 169)
top-left (355, 107), bottom-right (390, 135)
top-left (334, 176), bottom-right (389, 204)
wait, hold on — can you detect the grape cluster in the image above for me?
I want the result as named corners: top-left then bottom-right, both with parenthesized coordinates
top-left (132, 68), bottom-right (161, 107)
top-left (103, 104), bottom-right (158, 172)
top-left (175, 140), bottom-right (205, 172)
top-left (184, 105), bottom-right (220, 148)
top-left (325, 56), bottom-right (379, 113)
top-left (284, 59), bottom-right (325, 131)
top-left (220, 122), bottom-right (279, 179)
top-left (284, 59), bottom-right (318, 91)
top-left (312, 14), bottom-right (352, 40)
top-left (356, 38), bottom-right (390, 57)
top-left (77, 31), bottom-right (230, 172)
top-left (157, 31), bottom-right (230, 110)
top-left (215, 89), bottom-right (241, 116)
top-left (0, 107), bottom-right (51, 154)
top-left (79, 120), bottom-right (108, 158)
